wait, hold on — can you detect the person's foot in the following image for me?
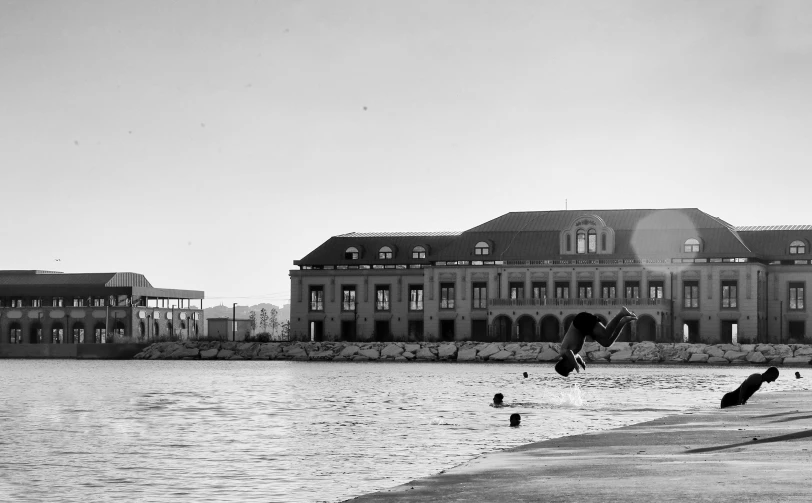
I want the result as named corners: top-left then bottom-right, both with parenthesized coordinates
top-left (619, 306), bottom-right (637, 318)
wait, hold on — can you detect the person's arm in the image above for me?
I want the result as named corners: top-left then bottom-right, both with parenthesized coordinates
top-left (562, 350), bottom-right (581, 374)
top-left (575, 353), bottom-right (587, 371)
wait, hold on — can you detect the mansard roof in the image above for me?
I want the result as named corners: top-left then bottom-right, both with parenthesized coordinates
top-left (736, 228), bottom-right (812, 259)
top-left (0, 271), bottom-right (153, 287)
top-left (295, 233), bottom-right (460, 266)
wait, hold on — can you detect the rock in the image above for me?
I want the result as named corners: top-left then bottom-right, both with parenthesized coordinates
top-left (583, 341), bottom-right (601, 353)
top-left (755, 344), bottom-right (775, 354)
top-left (772, 345), bottom-right (794, 358)
top-left (309, 350), bottom-right (335, 360)
top-left (381, 344), bottom-right (404, 358)
top-left (438, 344), bottom-right (458, 359)
top-left (200, 348), bottom-right (218, 359)
top-left (352, 355), bottom-right (369, 361)
top-left (515, 348), bottom-right (540, 361)
top-left (740, 344), bottom-right (756, 353)
top-left (588, 350), bottom-right (611, 361)
top-left (339, 345), bottom-right (360, 358)
top-left (686, 344), bottom-right (706, 354)
top-left (718, 344), bottom-right (740, 352)
top-left (404, 343), bottom-right (421, 353)
top-left (610, 350), bottom-right (633, 362)
top-left (477, 344), bottom-right (501, 359)
top-left (358, 349), bottom-right (380, 359)
top-left (724, 351), bottom-right (749, 363)
top-left (490, 350), bottom-right (513, 361)
top-left (705, 346), bottom-right (725, 358)
top-left (286, 346), bottom-right (309, 359)
top-left (170, 347), bottom-right (200, 359)
top-left (661, 346), bottom-right (689, 362)
top-left (608, 342), bottom-right (632, 353)
top-left (228, 354), bottom-right (244, 360)
top-left (457, 348), bottom-right (477, 361)
top-left (782, 356), bottom-right (812, 366)
top-left (415, 347), bottom-right (436, 360)
top-left (394, 356), bottom-right (408, 361)
top-left (688, 353), bottom-right (709, 363)
top-left (632, 344), bottom-right (661, 362)
top-left (536, 346), bottom-right (560, 362)
top-left (216, 349), bottom-right (234, 359)
top-left (794, 346), bottom-right (812, 356)
top-left (402, 351), bottom-right (415, 360)
top-left (504, 344), bottom-right (522, 353)
top-left (257, 344), bottom-right (282, 359)
top-left (746, 352), bottom-right (766, 363)
top-left (707, 356), bottom-right (730, 365)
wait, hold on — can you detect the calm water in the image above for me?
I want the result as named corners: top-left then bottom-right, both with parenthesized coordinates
top-left (1, 361), bottom-right (810, 503)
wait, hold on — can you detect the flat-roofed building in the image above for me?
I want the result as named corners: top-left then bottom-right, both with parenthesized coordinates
top-left (289, 208), bottom-right (812, 345)
top-left (0, 270), bottom-right (204, 344)
top-left (207, 317), bottom-right (252, 341)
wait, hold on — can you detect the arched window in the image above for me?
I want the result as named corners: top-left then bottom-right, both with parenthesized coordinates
top-left (576, 230), bottom-right (586, 254)
top-left (412, 245), bottom-right (426, 259)
top-left (378, 246), bottom-right (393, 259)
top-left (344, 247), bottom-right (359, 260)
top-left (588, 229), bottom-right (597, 253)
top-left (684, 238), bottom-right (700, 253)
top-left (139, 321), bottom-right (146, 338)
top-left (52, 322), bottom-right (64, 344)
top-left (154, 321), bottom-right (161, 339)
top-left (790, 240), bottom-right (806, 254)
top-left (474, 241), bottom-right (490, 255)
top-left (72, 322), bottom-right (85, 344)
top-left (94, 323), bottom-right (106, 344)
top-left (566, 234), bottom-right (571, 252)
top-left (601, 233), bottom-right (607, 252)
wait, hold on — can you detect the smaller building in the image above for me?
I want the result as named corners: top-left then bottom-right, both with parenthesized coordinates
top-left (207, 318), bottom-right (253, 341)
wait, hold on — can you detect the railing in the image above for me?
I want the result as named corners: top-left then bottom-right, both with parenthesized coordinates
top-left (489, 297), bottom-right (669, 308)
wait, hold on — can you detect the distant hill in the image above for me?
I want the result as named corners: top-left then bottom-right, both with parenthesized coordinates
top-left (204, 303), bottom-right (290, 324)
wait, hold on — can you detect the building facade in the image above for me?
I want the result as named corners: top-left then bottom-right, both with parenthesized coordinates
top-left (207, 318), bottom-right (253, 341)
top-left (289, 209), bottom-right (812, 345)
top-left (0, 270), bottom-right (204, 344)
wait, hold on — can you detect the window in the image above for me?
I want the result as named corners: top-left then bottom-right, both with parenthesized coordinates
top-left (531, 282), bottom-right (546, 300)
top-left (625, 281), bottom-right (640, 299)
top-left (31, 298), bottom-right (41, 307)
top-left (472, 282), bottom-right (487, 309)
top-left (721, 281), bottom-right (738, 309)
top-left (789, 282), bottom-right (805, 310)
top-left (440, 283), bottom-right (455, 309)
top-left (588, 229), bottom-right (597, 253)
top-left (684, 281), bottom-right (699, 308)
top-left (576, 230), bottom-right (586, 254)
top-left (52, 328), bottom-right (64, 344)
top-left (790, 240), bottom-right (806, 254)
top-left (53, 297), bottom-right (63, 307)
top-left (73, 297), bottom-right (85, 307)
top-left (578, 282), bottom-right (593, 299)
top-left (9, 325), bottom-right (21, 344)
top-left (341, 286), bottom-right (356, 311)
top-left (10, 298), bottom-right (22, 308)
top-left (601, 282), bottom-right (616, 299)
top-left (344, 247), bottom-right (359, 260)
top-left (409, 285), bottom-right (424, 311)
top-left (565, 234), bottom-right (571, 252)
top-left (378, 246), bottom-right (393, 259)
top-left (474, 242), bottom-right (490, 255)
top-left (601, 233), bottom-right (607, 252)
top-left (684, 238), bottom-right (700, 253)
top-left (509, 282), bottom-right (524, 300)
top-left (649, 281), bottom-right (664, 300)
top-left (375, 285), bottom-right (390, 311)
top-left (92, 297), bottom-right (105, 307)
top-left (555, 282), bottom-right (569, 299)
top-left (309, 286), bottom-right (324, 311)
top-left (412, 246), bottom-right (426, 259)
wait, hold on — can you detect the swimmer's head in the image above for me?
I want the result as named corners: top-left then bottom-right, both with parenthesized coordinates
top-left (493, 393), bottom-right (504, 405)
top-left (763, 367), bottom-right (779, 382)
top-left (555, 359), bottom-right (574, 377)
top-left (523, 372), bottom-right (528, 378)
top-left (509, 413), bottom-right (521, 427)
top-left (796, 372), bottom-right (802, 379)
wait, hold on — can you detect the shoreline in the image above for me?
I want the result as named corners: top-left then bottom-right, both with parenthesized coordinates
top-left (132, 340), bottom-right (812, 366)
top-left (347, 389), bottom-right (812, 502)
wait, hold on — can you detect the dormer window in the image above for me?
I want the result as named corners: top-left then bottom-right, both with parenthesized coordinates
top-left (344, 247), bottom-right (359, 260)
top-left (790, 240), bottom-right (806, 254)
top-left (474, 241), bottom-right (490, 255)
top-left (684, 238), bottom-right (700, 253)
top-left (412, 246), bottom-right (426, 259)
top-left (378, 246), bottom-right (393, 259)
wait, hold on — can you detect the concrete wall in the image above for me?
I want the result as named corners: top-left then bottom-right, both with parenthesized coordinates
top-left (0, 343), bottom-right (149, 359)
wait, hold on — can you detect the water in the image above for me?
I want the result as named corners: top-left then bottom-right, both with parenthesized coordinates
top-left (1, 361), bottom-right (809, 503)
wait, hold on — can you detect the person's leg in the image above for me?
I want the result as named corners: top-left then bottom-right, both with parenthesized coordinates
top-left (603, 307), bottom-right (634, 337)
top-left (592, 311), bottom-right (636, 347)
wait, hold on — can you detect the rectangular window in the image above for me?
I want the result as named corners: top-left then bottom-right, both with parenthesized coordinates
top-left (555, 282), bottom-right (569, 299)
top-left (684, 281), bottom-right (699, 309)
top-left (789, 282), bottom-right (805, 310)
top-left (409, 285), bottom-right (424, 311)
top-left (309, 286), bottom-right (324, 311)
top-left (30, 298), bottom-right (41, 307)
top-left (53, 297), bottom-right (63, 307)
top-left (375, 285), bottom-right (390, 311)
top-left (10, 298), bottom-right (23, 308)
top-left (440, 283), bottom-right (455, 309)
top-left (578, 282), bottom-right (593, 299)
top-left (92, 297), bottom-right (105, 307)
top-left (73, 297), bottom-right (85, 307)
top-left (721, 281), bottom-right (738, 309)
top-left (625, 281), bottom-right (640, 299)
top-left (342, 286), bottom-right (356, 311)
top-left (649, 281), bottom-right (664, 300)
top-left (601, 282), bottom-right (616, 299)
top-left (531, 282), bottom-right (546, 300)
top-left (472, 282), bottom-right (487, 309)
top-left (509, 282), bottom-right (524, 300)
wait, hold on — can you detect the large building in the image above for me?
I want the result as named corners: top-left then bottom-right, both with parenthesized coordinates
top-left (289, 208), bottom-right (812, 345)
top-left (0, 270), bottom-right (204, 344)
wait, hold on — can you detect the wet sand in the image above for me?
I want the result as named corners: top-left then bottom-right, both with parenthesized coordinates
top-left (348, 390), bottom-right (812, 502)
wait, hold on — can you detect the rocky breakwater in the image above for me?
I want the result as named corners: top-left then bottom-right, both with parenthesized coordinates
top-left (132, 341), bottom-right (812, 366)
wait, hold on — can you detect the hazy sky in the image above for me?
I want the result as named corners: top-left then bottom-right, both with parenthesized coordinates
top-left (2, 0), bottom-right (812, 307)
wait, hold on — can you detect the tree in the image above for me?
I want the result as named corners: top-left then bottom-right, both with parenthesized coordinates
top-left (280, 320), bottom-right (290, 340)
top-left (259, 308), bottom-right (269, 333)
top-left (248, 311), bottom-right (257, 335)
top-left (269, 307), bottom-right (279, 336)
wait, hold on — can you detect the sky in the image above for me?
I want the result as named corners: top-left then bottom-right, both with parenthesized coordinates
top-left (2, 0), bottom-right (812, 308)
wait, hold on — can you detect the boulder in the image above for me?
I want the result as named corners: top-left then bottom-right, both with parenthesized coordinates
top-left (705, 346), bottom-right (725, 358)
top-left (661, 346), bottom-right (689, 362)
top-left (490, 350), bottom-right (514, 361)
top-left (608, 342), bottom-right (632, 353)
top-left (717, 344), bottom-right (740, 352)
top-left (339, 345), bottom-right (360, 358)
top-left (782, 356), bottom-right (812, 366)
top-left (632, 344), bottom-right (661, 362)
top-left (686, 345), bottom-right (706, 354)
top-left (707, 356), bottom-right (730, 365)
top-left (404, 343), bottom-right (421, 353)
top-left (352, 355), bottom-right (370, 361)
top-left (610, 350), bottom-right (633, 362)
top-left (457, 348), bottom-right (477, 361)
top-left (755, 344), bottom-right (775, 355)
top-left (688, 353), bottom-right (709, 363)
top-left (739, 344), bottom-right (756, 353)
top-left (772, 345), bottom-right (794, 358)
top-left (723, 351), bottom-right (749, 363)
top-left (402, 351), bottom-right (415, 360)
top-left (477, 344), bottom-right (501, 359)
top-left (536, 346), bottom-right (560, 362)
top-left (286, 346), bottom-right (309, 359)
top-left (170, 347), bottom-right (200, 359)
top-left (216, 349), bottom-right (234, 359)
top-left (381, 344), bottom-right (404, 358)
top-left (746, 352), bottom-right (767, 364)
top-left (228, 354), bottom-right (244, 360)
top-left (794, 346), bottom-right (812, 356)
top-left (515, 348), bottom-right (540, 361)
top-left (582, 341), bottom-right (602, 353)
top-left (588, 350), bottom-right (611, 361)
top-left (438, 344), bottom-right (458, 359)
top-left (257, 344), bottom-right (282, 359)
top-left (200, 348), bottom-right (218, 359)
top-left (358, 349), bottom-right (380, 360)
top-left (309, 350), bottom-right (335, 360)
top-left (415, 347), bottom-right (437, 360)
